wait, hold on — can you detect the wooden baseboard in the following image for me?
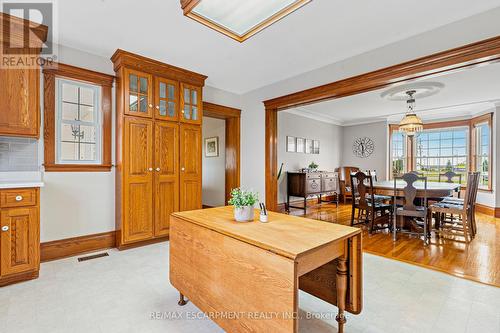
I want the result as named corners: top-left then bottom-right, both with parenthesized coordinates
top-left (202, 204), bottom-right (214, 209)
top-left (0, 270), bottom-right (39, 287)
top-left (41, 231), bottom-right (116, 262)
top-left (475, 203), bottom-right (497, 217)
top-left (117, 235), bottom-right (169, 251)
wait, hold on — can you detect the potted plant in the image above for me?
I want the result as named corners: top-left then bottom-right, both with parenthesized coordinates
top-left (308, 161), bottom-right (319, 172)
top-left (228, 188), bottom-right (259, 222)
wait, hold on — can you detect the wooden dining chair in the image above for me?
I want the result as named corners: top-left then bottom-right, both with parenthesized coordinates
top-left (350, 171), bottom-right (392, 234)
top-left (439, 171), bottom-right (462, 198)
top-left (393, 172), bottom-right (429, 244)
top-left (366, 170), bottom-right (392, 202)
top-left (430, 172), bottom-right (479, 243)
top-left (439, 172), bottom-right (480, 237)
top-left (338, 166), bottom-right (360, 204)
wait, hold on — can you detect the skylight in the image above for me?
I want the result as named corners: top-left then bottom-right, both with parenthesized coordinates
top-left (181, 0), bottom-right (311, 42)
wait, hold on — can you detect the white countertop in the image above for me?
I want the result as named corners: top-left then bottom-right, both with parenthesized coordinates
top-left (0, 172), bottom-right (44, 189)
top-left (0, 181), bottom-right (44, 189)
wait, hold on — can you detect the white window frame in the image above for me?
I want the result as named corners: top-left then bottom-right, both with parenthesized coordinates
top-left (55, 78), bottom-right (102, 165)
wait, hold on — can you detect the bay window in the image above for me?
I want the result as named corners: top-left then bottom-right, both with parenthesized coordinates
top-left (389, 113), bottom-right (493, 190)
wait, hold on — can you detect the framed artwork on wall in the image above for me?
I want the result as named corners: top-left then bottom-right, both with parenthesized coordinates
top-left (296, 138), bottom-right (305, 153)
top-left (313, 140), bottom-right (320, 154)
top-left (305, 139), bottom-right (313, 154)
top-left (205, 137), bottom-right (219, 157)
top-left (286, 136), bottom-right (296, 152)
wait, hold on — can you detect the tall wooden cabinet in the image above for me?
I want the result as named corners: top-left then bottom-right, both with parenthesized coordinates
top-left (112, 50), bottom-right (207, 249)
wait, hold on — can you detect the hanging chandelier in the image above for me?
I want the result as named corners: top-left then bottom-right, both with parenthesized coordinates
top-left (399, 90), bottom-right (423, 136)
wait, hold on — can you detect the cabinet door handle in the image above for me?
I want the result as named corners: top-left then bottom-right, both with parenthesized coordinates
top-left (15, 195), bottom-right (23, 202)
top-left (156, 105), bottom-right (160, 109)
top-left (156, 168), bottom-right (161, 171)
top-left (181, 167), bottom-right (185, 171)
top-left (148, 168), bottom-right (153, 171)
top-left (1, 226), bottom-right (9, 232)
top-left (149, 104), bottom-right (153, 108)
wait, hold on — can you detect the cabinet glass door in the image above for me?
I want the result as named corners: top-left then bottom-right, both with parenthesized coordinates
top-left (180, 83), bottom-right (201, 124)
top-left (155, 78), bottom-right (178, 121)
top-left (125, 69), bottom-right (152, 118)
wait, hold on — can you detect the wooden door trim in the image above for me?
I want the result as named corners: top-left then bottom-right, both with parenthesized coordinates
top-left (262, 35), bottom-right (500, 211)
top-left (202, 102), bottom-right (241, 203)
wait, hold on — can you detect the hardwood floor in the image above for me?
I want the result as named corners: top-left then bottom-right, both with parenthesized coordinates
top-left (281, 202), bottom-right (500, 287)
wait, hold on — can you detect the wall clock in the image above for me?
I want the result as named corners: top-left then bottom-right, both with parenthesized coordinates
top-left (353, 137), bottom-right (374, 158)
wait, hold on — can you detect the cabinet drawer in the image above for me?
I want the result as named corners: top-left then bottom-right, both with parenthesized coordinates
top-left (306, 174), bottom-right (321, 180)
top-left (322, 173), bottom-right (336, 179)
top-left (0, 189), bottom-right (37, 208)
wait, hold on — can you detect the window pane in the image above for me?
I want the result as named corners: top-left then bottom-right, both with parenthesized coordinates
top-left (159, 100), bottom-right (167, 116)
top-left (191, 90), bottom-right (197, 105)
top-left (129, 74), bottom-right (138, 93)
top-left (139, 96), bottom-right (148, 113)
top-left (60, 124), bottom-right (96, 144)
top-left (139, 77), bottom-right (148, 94)
top-left (159, 82), bottom-right (166, 99)
top-left (192, 106), bottom-right (198, 120)
top-left (168, 102), bottom-right (175, 117)
top-left (80, 105), bottom-right (94, 122)
top-left (79, 87), bottom-right (94, 105)
top-left (129, 94), bottom-right (138, 111)
top-left (168, 84), bottom-right (175, 100)
top-left (61, 102), bottom-right (78, 121)
top-left (62, 83), bottom-right (78, 103)
top-left (183, 105), bottom-right (191, 119)
top-left (184, 88), bottom-right (190, 104)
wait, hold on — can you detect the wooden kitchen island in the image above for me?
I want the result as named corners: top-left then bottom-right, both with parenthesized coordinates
top-left (169, 206), bottom-right (362, 332)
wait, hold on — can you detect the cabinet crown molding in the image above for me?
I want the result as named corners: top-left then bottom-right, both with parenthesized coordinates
top-left (111, 49), bottom-right (207, 87)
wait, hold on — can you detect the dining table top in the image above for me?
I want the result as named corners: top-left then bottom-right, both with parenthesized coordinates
top-left (372, 180), bottom-right (461, 191)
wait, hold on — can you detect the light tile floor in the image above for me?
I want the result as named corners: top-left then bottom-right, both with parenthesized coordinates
top-left (1, 242), bottom-right (499, 333)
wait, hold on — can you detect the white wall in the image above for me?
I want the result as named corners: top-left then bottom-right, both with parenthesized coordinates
top-left (202, 117), bottom-right (226, 207)
top-left (277, 112), bottom-right (342, 203)
top-left (341, 122), bottom-right (388, 180)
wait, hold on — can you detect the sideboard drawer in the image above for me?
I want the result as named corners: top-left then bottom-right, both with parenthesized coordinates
top-left (0, 188), bottom-right (37, 208)
top-left (306, 173), bottom-right (321, 180)
top-left (306, 178), bottom-right (321, 193)
top-left (322, 177), bottom-right (337, 192)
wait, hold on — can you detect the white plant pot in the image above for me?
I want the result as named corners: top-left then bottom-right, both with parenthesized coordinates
top-left (234, 205), bottom-right (255, 222)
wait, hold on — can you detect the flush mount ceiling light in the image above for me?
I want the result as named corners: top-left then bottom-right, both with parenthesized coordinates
top-left (180, 0), bottom-right (312, 42)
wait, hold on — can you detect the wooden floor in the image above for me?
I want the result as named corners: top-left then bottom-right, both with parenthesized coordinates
top-left (281, 202), bottom-right (500, 287)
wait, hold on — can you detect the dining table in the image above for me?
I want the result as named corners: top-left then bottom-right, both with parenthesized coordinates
top-left (371, 180), bottom-right (461, 198)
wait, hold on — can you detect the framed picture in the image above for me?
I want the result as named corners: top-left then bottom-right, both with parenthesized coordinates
top-left (305, 139), bottom-right (313, 154)
top-left (313, 140), bottom-right (320, 154)
top-left (286, 136), bottom-right (296, 152)
top-left (204, 137), bottom-right (219, 157)
top-left (296, 138), bottom-right (305, 153)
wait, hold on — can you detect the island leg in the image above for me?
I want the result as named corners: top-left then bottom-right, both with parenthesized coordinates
top-left (336, 257), bottom-right (348, 333)
top-left (178, 292), bottom-right (188, 306)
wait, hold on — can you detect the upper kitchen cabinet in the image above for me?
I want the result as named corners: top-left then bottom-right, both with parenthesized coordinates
top-left (111, 49), bottom-right (207, 122)
top-left (180, 83), bottom-right (202, 125)
top-left (0, 13), bottom-right (48, 138)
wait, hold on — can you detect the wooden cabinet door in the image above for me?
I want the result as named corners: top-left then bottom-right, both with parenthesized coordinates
top-left (123, 117), bottom-right (154, 243)
top-left (179, 124), bottom-right (202, 211)
top-left (180, 83), bottom-right (202, 125)
top-left (123, 68), bottom-right (153, 118)
top-left (0, 207), bottom-right (39, 276)
top-left (0, 67), bottom-right (39, 137)
top-left (154, 77), bottom-right (179, 122)
top-left (154, 122), bottom-right (179, 237)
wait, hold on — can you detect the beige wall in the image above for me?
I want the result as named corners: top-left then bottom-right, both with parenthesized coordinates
top-left (202, 117), bottom-right (226, 207)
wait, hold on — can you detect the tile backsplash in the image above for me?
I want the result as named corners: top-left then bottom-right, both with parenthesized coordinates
top-left (0, 137), bottom-right (39, 171)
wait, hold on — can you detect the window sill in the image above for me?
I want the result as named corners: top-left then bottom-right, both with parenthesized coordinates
top-left (44, 164), bottom-right (112, 172)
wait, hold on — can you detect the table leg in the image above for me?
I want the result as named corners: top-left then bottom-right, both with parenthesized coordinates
top-left (178, 292), bottom-right (187, 306)
top-left (336, 257), bottom-right (348, 333)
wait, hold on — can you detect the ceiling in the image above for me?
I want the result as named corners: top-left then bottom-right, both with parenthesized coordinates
top-left (53, 0), bottom-right (500, 94)
top-left (285, 61), bottom-right (500, 126)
